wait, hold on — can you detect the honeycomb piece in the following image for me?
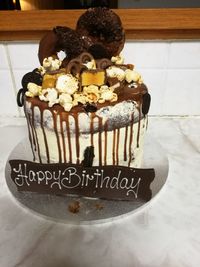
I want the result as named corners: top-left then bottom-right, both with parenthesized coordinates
top-left (81, 70), bottom-right (106, 86)
top-left (42, 74), bottom-right (57, 89)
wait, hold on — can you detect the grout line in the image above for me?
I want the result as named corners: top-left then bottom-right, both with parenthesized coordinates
top-left (4, 44), bottom-right (21, 116)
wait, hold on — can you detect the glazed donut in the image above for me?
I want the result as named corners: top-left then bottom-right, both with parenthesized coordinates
top-left (38, 26), bottom-right (86, 66)
top-left (76, 7), bottom-right (125, 59)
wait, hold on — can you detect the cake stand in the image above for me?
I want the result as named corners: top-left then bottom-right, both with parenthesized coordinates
top-left (5, 134), bottom-right (169, 224)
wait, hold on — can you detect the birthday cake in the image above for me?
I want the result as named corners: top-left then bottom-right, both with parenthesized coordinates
top-left (17, 7), bottom-right (151, 169)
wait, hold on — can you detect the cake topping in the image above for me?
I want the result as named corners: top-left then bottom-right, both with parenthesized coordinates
top-left (76, 7), bottom-right (125, 58)
top-left (22, 71), bottom-right (42, 89)
top-left (106, 66), bottom-right (125, 81)
top-left (18, 6), bottom-right (148, 114)
top-left (56, 74), bottom-right (79, 94)
top-left (25, 83), bottom-right (42, 97)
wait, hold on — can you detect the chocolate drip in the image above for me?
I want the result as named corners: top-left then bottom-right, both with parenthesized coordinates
top-left (137, 106), bottom-right (141, 148)
top-left (124, 126), bottom-right (128, 162)
top-left (98, 117), bottom-right (103, 166)
top-left (128, 113), bottom-right (134, 167)
top-left (41, 110), bottom-right (50, 163)
top-left (74, 114), bottom-right (80, 164)
top-left (26, 111), bottom-right (35, 161)
top-left (112, 129), bottom-right (116, 165)
top-left (53, 112), bottom-right (62, 163)
top-left (60, 115), bottom-right (66, 163)
top-left (104, 121), bottom-right (108, 165)
top-left (116, 128), bottom-right (120, 165)
top-left (66, 115), bottom-right (72, 163)
top-left (90, 113), bottom-right (95, 146)
top-left (31, 106), bottom-right (42, 163)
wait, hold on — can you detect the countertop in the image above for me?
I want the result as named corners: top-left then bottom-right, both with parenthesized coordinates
top-left (0, 116), bottom-right (200, 267)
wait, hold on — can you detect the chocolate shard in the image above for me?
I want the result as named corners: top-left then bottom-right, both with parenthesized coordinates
top-left (17, 88), bottom-right (25, 107)
top-left (21, 71), bottom-right (42, 90)
top-left (82, 146), bottom-right (95, 167)
top-left (83, 103), bottom-right (97, 113)
top-left (142, 92), bottom-right (151, 115)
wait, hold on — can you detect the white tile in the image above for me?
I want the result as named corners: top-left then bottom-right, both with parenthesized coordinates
top-left (168, 41), bottom-right (200, 69)
top-left (123, 41), bottom-right (169, 69)
top-left (0, 44), bottom-right (9, 69)
top-left (139, 69), bottom-right (166, 115)
top-left (162, 70), bottom-right (200, 115)
top-left (0, 70), bottom-right (19, 116)
top-left (7, 42), bottom-right (40, 70)
top-left (13, 69), bottom-right (30, 90)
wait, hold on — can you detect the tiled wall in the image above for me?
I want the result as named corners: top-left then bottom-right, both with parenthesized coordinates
top-left (0, 41), bottom-right (200, 117)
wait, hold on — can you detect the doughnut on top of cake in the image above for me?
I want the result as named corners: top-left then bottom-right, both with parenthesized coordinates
top-left (76, 7), bottom-right (125, 58)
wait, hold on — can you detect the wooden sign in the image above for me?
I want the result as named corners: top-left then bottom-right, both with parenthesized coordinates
top-left (9, 160), bottom-right (155, 201)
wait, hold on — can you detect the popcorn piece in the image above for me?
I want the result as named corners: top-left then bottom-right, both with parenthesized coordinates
top-left (25, 82), bottom-right (42, 97)
top-left (73, 93), bottom-right (87, 106)
top-left (125, 69), bottom-right (142, 83)
top-left (43, 56), bottom-right (62, 71)
top-left (59, 93), bottom-right (73, 111)
top-left (106, 66), bottom-right (125, 81)
top-left (99, 85), bottom-right (109, 92)
top-left (111, 54), bottom-right (124, 65)
top-left (39, 88), bottom-right (59, 107)
top-left (56, 74), bottom-right (79, 94)
top-left (84, 59), bottom-right (96, 70)
top-left (81, 70), bottom-right (106, 86)
top-left (101, 90), bottom-right (113, 101)
top-left (83, 85), bottom-right (99, 95)
top-left (86, 93), bottom-right (99, 103)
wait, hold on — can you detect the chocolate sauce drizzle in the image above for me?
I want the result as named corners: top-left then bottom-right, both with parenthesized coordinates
top-left (25, 96), bottom-right (145, 167)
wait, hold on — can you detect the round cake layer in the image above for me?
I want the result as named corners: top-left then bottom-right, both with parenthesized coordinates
top-left (24, 97), bottom-right (147, 167)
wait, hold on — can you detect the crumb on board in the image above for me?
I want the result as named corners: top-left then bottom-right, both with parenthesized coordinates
top-left (68, 200), bottom-right (80, 214)
top-left (95, 203), bottom-right (104, 210)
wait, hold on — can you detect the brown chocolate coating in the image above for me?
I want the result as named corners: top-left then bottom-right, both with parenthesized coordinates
top-left (54, 26), bottom-right (86, 60)
top-left (38, 31), bottom-right (60, 65)
top-left (76, 7), bottom-right (125, 58)
top-left (38, 27), bottom-right (86, 66)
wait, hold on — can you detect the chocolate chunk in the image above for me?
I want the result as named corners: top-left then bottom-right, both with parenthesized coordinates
top-left (82, 146), bottom-right (95, 167)
top-left (21, 71), bottom-right (42, 90)
top-left (83, 103), bottom-right (97, 113)
top-left (17, 88), bottom-right (25, 107)
top-left (142, 93), bottom-right (151, 115)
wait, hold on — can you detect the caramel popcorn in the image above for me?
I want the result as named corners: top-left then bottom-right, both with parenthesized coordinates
top-left (26, 83), bottom-right (42, 97)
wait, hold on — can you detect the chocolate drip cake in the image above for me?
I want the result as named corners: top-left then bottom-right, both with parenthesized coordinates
top-left (17, 7), bottom-right (151, 169)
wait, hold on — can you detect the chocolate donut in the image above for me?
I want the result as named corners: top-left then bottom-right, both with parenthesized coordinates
top-left (38, 26), bottom-right (86, 66)
top-left (76, 7), bottom-right (125, 59)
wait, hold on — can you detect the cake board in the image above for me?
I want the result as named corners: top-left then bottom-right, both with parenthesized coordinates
top-left (5, 133), bottom-right (169, 225)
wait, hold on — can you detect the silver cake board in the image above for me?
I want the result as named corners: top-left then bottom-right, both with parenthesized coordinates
top-left (5, 134), bottom-right (169, 225)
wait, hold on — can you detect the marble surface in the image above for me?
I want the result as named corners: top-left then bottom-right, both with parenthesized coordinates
top-left (0, 116), bottom-right (200, 267)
